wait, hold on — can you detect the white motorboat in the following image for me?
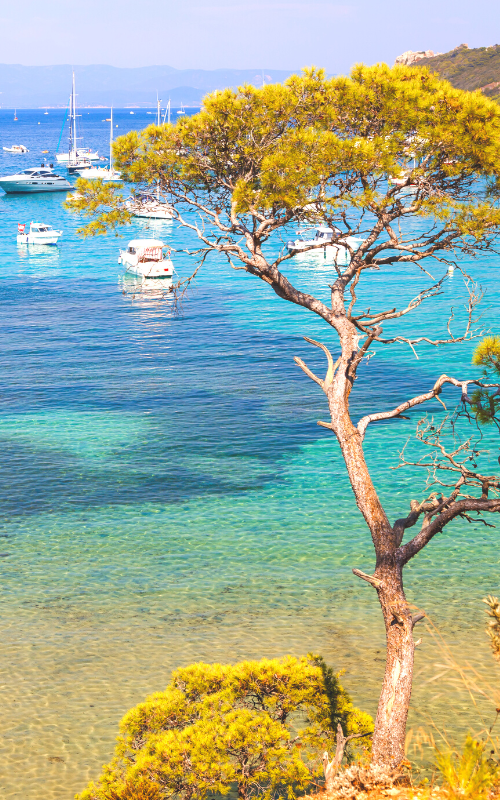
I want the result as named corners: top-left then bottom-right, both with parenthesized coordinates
top-left (118, 239), bottom-right (174, 278)
top-left (3, 144), bottom-right (29, 154)
top-left (286, 226), bottom-right (364, 264)
top-left (76, 108), bottom-right (122, 181)
top-left (125, 192), bottom-right (173, 219)
top-left (56, 73), bottom-right (100, 163)
top-left (17, 221), bottom-right (62, 245)
top-left (0, 167), bottom-right (71, 194)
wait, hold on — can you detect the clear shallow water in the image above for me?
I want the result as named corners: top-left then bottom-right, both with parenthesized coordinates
top-left (1, 110), bottom-right (500, 798)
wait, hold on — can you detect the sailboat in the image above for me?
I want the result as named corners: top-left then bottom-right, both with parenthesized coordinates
top-left (76, 108), bottom-right (122, 181)
top-left (176, 103), bottom-right (186, 116)
top-left (56, 72), bottom-right (100, 164)
top-left (124, 98), bottom-right (172, 217)
top-left (162, 100), bottom-right (171, 125)
top-left (14, 110), bottom-right (18, 121)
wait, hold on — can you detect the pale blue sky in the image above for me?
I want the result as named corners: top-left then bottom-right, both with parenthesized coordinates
top-left (0, 0), bottom-right (497, 71)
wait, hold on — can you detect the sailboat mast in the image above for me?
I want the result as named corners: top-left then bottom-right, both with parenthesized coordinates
top-left (72, 71), bottom-right (77, 159)
top-left (110, 107), bottom-right (113, 169)
top-left (157, 94), bottom-right (161, 126)
top-left (68, 91), bottom-right (73, 157)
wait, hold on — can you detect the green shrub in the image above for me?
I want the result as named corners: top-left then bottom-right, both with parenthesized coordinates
top-left (77, 655), bottom-right (372, 800)
top-left (435, 735), bottom-right (498, 800)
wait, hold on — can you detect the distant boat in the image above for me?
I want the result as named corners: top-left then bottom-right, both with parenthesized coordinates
top-left (44, 109), bottom-right (49, 115)
top-left (3, 144), bottom-right (29, 153)
top-left (14, 110), bottom-right (18, 121)
top-left (177, 103), bottom-right (186, 116)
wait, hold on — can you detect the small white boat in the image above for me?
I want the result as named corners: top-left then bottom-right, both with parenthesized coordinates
top-left (3, 144), bottom-right (29, 154)
top-left (286, 226), bottom-right (364, 264)
top-left (118, 239), bottom-right (174, 278)
top-left (0, 167), bottom-right (71, 194)
top-left (176, 103), bottom-right (186, 116)
top-left (17, 221), bottom-right (63, 245)
top-left (125, 192), bottom-right (173, 219)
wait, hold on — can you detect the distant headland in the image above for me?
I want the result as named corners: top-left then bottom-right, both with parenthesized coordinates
top-left (395, 43), bottom-right (500, 102)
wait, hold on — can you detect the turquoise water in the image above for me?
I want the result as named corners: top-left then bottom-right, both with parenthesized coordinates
top-left (1, 109), bottom-right (500, 798)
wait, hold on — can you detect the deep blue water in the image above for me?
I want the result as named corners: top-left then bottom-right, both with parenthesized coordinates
top-left (1, 108), bottom-right (500, 799)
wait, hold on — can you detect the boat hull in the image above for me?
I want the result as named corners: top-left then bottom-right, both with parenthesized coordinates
top-left (125, 200), bottom-right (173, 219)
top-left (119, 252), bottom-right (174, 278)
top-left (76, 168), bottom-right (122, 181)
top-left (56, 151), bottom-right (100, 163)
top-left (0, 180), bottom-right (71, 193)
top-left (17, 233), bottom-right (61, 245)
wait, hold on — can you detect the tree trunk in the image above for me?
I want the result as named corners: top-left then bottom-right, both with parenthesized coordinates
top-left (370, 562), bottom-right (415, 767)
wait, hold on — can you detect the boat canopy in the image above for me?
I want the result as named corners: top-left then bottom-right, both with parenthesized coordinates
top-left (127, 239), bottom-right (165, 248)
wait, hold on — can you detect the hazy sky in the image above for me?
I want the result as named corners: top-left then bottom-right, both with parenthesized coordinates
top-left (0, 0), bottom-right (497, 72)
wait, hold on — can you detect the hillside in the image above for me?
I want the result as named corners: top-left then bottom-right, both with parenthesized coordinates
top-left (413, 44), bottom-right (500, 101)
top-left (0, 64), bottom-right (295, 108)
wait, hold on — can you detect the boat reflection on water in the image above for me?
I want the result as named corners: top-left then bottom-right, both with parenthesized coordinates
top-left (16, 242), bottom-right (62, 277)
top-left (119, 273), bottom-right (175, 306)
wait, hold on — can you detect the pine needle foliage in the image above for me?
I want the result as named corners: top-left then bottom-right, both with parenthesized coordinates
top-left (434, 735), bottom-right (498, 800)
top-left (77, 655), bottom-right (371, 800)
top-left (471, 338), bottom-right (500, 424)
top-left (483, 595), bottom-right (500, 660)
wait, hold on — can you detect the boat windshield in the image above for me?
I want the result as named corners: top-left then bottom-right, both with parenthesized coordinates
top-left (21, 170), bottom-right (37, 175)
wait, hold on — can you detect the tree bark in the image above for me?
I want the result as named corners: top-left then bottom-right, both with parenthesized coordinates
top-left (370, 563), bottom-right (414, 767)
top-left (324, 312), bottom-right (415, 768)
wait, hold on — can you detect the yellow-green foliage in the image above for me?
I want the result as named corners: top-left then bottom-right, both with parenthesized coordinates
top-left (473, 336), bottom-right (500, 374)
top-left (77, 655), bottom-right (372, 800)
top-left (470, 337), bottom-right (500, 424)
top-left (483, 595), bottom-right (500, 660)
top-left (66, 63), bottom-right (500, 248)
top-left (435, 735), bottom-right (498, 800)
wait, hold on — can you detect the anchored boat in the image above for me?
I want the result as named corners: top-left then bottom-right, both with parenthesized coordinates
top-left (286, 226), bottom-right (364, 264)
top-left (17, 222), bottom-right (63, 245)
top-left (3, 145), bottom-right (29, 154)
top-left (0, 167), bottom-right (71, 193)
top-left (118, 239), bottom-right (174, 278)
top-left (56, 72), bottom-right (101, 164)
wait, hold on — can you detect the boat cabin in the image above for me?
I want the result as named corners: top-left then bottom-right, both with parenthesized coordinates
top-left (126, 239), bottom-right (166, 263)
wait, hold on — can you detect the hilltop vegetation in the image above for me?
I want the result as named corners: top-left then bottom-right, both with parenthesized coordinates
top-left (415, 44), bottom-right (500, 101)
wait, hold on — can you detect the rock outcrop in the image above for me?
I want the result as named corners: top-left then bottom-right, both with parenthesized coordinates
top-left (395, 49), bottom-right (441, 66)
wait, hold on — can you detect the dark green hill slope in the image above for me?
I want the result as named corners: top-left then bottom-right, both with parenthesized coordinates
top-left (415, 45), bottom-right (500, 101)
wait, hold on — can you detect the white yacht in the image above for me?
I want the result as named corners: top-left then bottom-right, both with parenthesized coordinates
top-left (56, 73), bottom-right (100, 164)
top-left (118, 239), bottom-right (174, 278)
top-left (0, 168), bottom-right (71, 194)
top-left (3, 144), bottom-right (29, 154)
top-left (286, 226), bottom-right (364, 263)
top-left (17, 221), bottom-right (63, 245)
top-left (76, 108), bottom-right (122, 181)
